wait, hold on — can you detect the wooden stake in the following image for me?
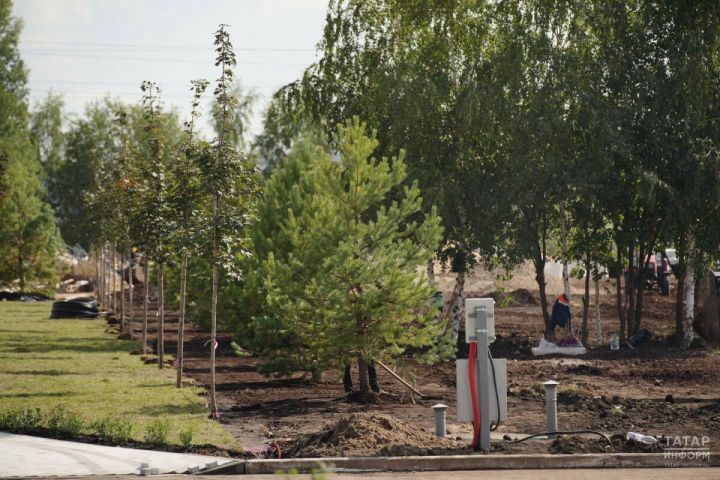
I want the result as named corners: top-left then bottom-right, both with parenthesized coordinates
top-left (376, 360), bottom-right (425, 398)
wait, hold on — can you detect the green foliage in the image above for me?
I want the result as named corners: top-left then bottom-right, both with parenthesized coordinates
top-left (247, 118), bottom-right (442, 385)
top-left (263, 0), bottom-right (720, 340)
top-left (131, 81), bottom-right (172, 264)
top-left (178, 424), bottom-right (195, 448)
top-left (235, 134), bottom-right (327, 374)
top-left (47, 404), bottom-right (85, 437)
top-left (0, 407), bottom-right (45, 434)
top-left (254, 91), bottom-right (322, 174)
top-left (0, 0), bottom-right (28, 136)
top-left (0, 1), bottom-right (62, 290)
top-left (145, 417), bottom-right (171, 445)
top-left (209, 80), bottom-right (257, 153)
top-left (167, 79), bottom-right (208, 258)
top-left (0, 405), bottom-right (84, 438)
top-left (0, 150), bottom-right (62, 291)
top-left (30, 93), bottom-right (65, 206)
top-left (92, 416), bottom-right (135, 443)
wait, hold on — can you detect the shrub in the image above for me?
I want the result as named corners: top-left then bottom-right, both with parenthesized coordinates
top-left (0, 407), bottom-right (45, 433)
top-left (145, 417), bottom-right (170, 445)
top-left (47, 404), bottom-right (84, 437)
top-left (93, 416), bottom-right (134, 443)
top-left (179, 424), bottom-right (195, 448)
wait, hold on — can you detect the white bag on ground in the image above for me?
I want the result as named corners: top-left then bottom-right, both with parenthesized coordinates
top-left (531, 337), bottom-right (587, 356)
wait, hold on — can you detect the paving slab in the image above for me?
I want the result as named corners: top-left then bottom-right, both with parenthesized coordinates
top-left (0, 432), bottom-right (233, 477)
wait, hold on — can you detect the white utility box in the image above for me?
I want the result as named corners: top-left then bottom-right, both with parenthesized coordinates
top-left (456, 357), bottom-right (508, 423)
top-left (465, 298), bottom-right (496, 343)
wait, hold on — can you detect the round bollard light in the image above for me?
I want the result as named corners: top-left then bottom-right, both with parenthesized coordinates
top-left (432, 403), bottom-right (448, 438)
top-left (543, 380), bottom-right (559, 439)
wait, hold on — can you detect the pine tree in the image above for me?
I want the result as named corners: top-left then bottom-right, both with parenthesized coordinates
top-left (0, 0), bottom-right (62, 292)
top-left (238, 133), bottom-right (330, 378)
top-left (261, 118), bottom-right (442, 394)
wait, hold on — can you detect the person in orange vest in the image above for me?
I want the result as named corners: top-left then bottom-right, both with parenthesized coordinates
top-left (546, 293), bottom-right (571, 344)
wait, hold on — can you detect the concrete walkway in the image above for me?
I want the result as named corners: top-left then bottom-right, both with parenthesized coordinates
top-left (25, 469), bottom-right (720, 479)
top-left (0, 432), bottom-right (234, 477)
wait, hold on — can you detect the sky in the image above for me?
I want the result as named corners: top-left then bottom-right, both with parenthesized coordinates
top-left (12, 0), bottom-right (328, 138)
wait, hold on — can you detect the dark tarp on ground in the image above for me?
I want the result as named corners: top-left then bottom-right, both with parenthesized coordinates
top-left (0, 291), bottom-right (52, 301)
top-left (50, 297), bottom-right (100, 319)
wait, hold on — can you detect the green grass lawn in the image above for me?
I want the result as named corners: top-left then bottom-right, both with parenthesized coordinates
top-left (0, 302), bottom-right (236, 448)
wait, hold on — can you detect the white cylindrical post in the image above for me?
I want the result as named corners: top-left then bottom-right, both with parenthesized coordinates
top-left (544, 380), bottom-right (559, 439)
top-left (432, 404), bottom-right (448, 437)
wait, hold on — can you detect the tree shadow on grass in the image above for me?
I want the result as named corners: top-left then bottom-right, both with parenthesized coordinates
top-left (1, 370), bottom-right (78, 376)
top-left (1, 337), bottom-right (131, 354)
top-left (0, 391), bottom-right (76, 398)
top-left (131, 403), bottom-right (205, 416)
top-left (0, 329), bottom-right (52, 334)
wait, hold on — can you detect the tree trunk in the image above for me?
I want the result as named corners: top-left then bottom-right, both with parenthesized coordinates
top-left (594, 274), bottom-right (601, 344)
top-left (17, 245), bottom-right (24, 291)
top-left (95, 249), bottom-right (101, 305)
top-left (101, 246), bottom-right (107, 309)
top-left (209, 194), bottom-right (220, 418)
top-left (582, 259), bottom-right (590, 346)
top-left (427, 259), bottom-right (435, 287)
top-left (633, 247), bottom-right (652, 336)
top-left (127, 247), bottom-right (133, 340)
top-left (176, 254), bottom-right (188, 388)
top-left (98, 248), bottom-right (104, 309)
top-left (112, 245), bottom-right (117, 313)
top-left (120, 252), bottom-right (126, 334)
top-left (616, 247), bottom-right (626, 343)
top-left (450, 271), bottom-right (465, 337)
top-left (158, 262), bottom-right (165, 369)
top-left (559, 200), bottom-right (571, 298)
top-left (142, 259), bottom-right (149, 353)
top-left (634, 278), bottom-right (645, 337)
top-left (357, 356), bottom-right (369, 394)
top-left (684, 263), bottom-right (695, 349)
top-left (625, 245), bottom-right (636, 341)
top-left (534, 254), bottom-right (550, 333)
top-left (675, 257), bottom-right (687, 342)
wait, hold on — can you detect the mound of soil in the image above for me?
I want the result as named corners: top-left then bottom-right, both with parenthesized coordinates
top-left (488, 288), bottom-right (539, 307)
top-left (548, 433), bottom-right (664, 455)
top-left (548, 435), bottom-right (611, 454)
top-left (282, 413), bottom-right (462, 458)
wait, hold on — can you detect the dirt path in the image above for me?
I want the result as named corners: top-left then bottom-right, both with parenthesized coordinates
top-left (122, 280), bottom-right (720, 457)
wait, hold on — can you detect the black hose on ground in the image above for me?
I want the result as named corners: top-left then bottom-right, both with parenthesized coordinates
top-left (488, 349), bottom-right (501, 431)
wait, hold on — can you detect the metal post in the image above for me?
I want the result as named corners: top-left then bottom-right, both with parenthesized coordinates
top-left (544, 380), bottom-right (559, 439)
top-left (432, 404), bottom-right (448, 437)
top-left (477, 306), bottom-right (491, 450)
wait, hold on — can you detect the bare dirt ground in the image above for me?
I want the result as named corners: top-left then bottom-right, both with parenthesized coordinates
top-left (123, 272), bottom-right (720, 458)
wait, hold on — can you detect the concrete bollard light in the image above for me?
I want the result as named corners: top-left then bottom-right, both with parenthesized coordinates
top-left (432, 403), bottom-right (448, 438)
top-left (543, 380), bottom-right (559, 439)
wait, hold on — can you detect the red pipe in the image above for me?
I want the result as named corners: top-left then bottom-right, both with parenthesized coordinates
top-left (468, 342), bottom-right (481, 449)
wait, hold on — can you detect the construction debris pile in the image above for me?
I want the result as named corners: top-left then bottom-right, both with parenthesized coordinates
top-left (282, 413), bottom-right (463, 458)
